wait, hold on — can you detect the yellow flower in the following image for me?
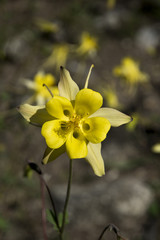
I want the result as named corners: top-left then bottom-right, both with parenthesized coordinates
top-left (18, 66), bottom-right (132, 176)
top-left (35, 18), bottom-right (59, 33)
top-left (102, 86), bottom-right (120, 108)
top-left (77, 32), bottom-right (98, 57)
top-left (106, 0), bottom-right (116, 9)
top-left (24, 71), bottom-right (59, 105)
top-left (113, 57), bottom-right (149, 84)
top-left (44, 44), bottom-right (70, 71)
top-left (151, 143), bottom-right (160, 154)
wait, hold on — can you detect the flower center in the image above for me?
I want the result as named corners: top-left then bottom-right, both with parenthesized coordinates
top-left (70, 114), bottom-right (82, 128)
top-left (60, 111), bottom-right (82, 134)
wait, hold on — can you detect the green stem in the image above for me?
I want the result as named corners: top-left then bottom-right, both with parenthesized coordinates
top-left (60, 159), bottom-right (73, 239)
top-left (41, 176), bottom-right (60, 231)
top-left (98, 224), bottom-right (123, 240)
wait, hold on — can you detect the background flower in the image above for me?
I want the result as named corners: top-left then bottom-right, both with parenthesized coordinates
top-left (113, 57), bottom-right (149, 84)
top-left (23, 71), bottom-right (59, 105)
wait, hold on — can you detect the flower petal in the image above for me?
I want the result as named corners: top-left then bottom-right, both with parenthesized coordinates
top-left (17, 104), bottom-right (53, 126)
top-left (81, 117), bottom-right (111, 143)
top-left (46, 96), bottom-right (73, 119)
top-left (41, 120), bottom-right (68, 149)
top-left (23, 79), bottom-right (36, 89)
top-left (35, 72), bottom-right (55, 86)
top-left (42, 145), bottom-right (66, 164)
top-left (75, 89), bottom-right (103, 117)
top-left (66, 131), bottom-right (88, 159)
top-left (90, 108), bottom-right (132, 127)
top-left (85, 142), bottom-right (105, 177)
top-left (58, 67), bottom-right (79, 100)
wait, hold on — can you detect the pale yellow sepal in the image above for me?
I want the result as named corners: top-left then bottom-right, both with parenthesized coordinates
top-left (58, 67), bottom-right (79, 100)
top-left (23, 79), bottom-right (35, 89)
top-left (90, 107), bottom-right (132, 127)
top-left (42, 145), bottom-right (66, 164)
top-left (18, 104), bottom-right (53, 126)
top-left (86, 142), bottom-right (105, 177)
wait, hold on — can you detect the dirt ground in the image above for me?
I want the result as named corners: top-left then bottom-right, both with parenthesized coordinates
top-left (0, 0), bottom-right (160, 240)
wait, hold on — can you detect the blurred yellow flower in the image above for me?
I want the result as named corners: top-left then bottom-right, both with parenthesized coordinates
top-left (77, 32), bottom-right (98, 57)
top-left (106, 0), bottom-right (116, 9)
top-left (151, 143), bottom-right (160, 154)
top-left (102, 87), bottom-right (120, 108)
top-left (113, 57), bottom-right (149, 84)
top-left (24, 71), bottom-right (59, 105)
top-left (18, 66), bottom-right (131, 177)
top-left (44, 44), bottom-right (70, 71)
top-left (35, 18), bottom-right (59, 33)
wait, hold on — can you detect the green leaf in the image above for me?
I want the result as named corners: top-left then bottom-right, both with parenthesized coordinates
top-left (46, 209), bottom-right (69, 231)
top-left (58, 212), bottom-right (63, 228)
top-left (46, 209), bottom-right (56, 224)
top-left (58, 211), bottom-right (69, 228)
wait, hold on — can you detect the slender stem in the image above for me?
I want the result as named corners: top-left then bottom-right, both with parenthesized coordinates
top-left (40, 178), bottom-right (48, 240)
top-left (98, 224), bottom-right (121, 240)
top-left (28, 162), bottom-right (62, 238)
top-left (41, 176), bottom-right (60, 231)
top-left (60, 159), bottom-right (73, 238)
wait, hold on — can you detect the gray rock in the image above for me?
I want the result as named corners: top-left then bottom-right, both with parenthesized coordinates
top-left (4, 30), bottom-right (33, 61)
top-left (107, 177), bottom-right (153, 217)
top-left (95, 9), bottom-right (131, 30)
top-left (53, 176), bottom-right (153, 235)
top-left (135, 26), bottom-right (160, 52)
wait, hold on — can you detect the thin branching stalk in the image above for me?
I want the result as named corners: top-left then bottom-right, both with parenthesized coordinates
top-left (98, 224), bottom-right (125, 240)
top-left (28, 162), bottom-right (61, 234)
top-left (41, 175), bottom-right (60, 231)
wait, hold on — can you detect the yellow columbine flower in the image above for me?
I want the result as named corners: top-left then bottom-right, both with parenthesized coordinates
top-left (113, 57), bottom-right (149, 84)
top-left (24, 71), bottom-right (59, 105)
top-left (44, 44), bottom-right (70, 71)
top-left (77, 32), bottom-right (98, 57)
top-left (151, 143), bottom-right (160, 154)
top-left (106, 0), bottom-right (116, 9)
top-left (102, 87), bottom-right (120, 108)
top-left (35, 18), bottom-right (59, 33)
top-left (18, 66), bottom-right (132, 176)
